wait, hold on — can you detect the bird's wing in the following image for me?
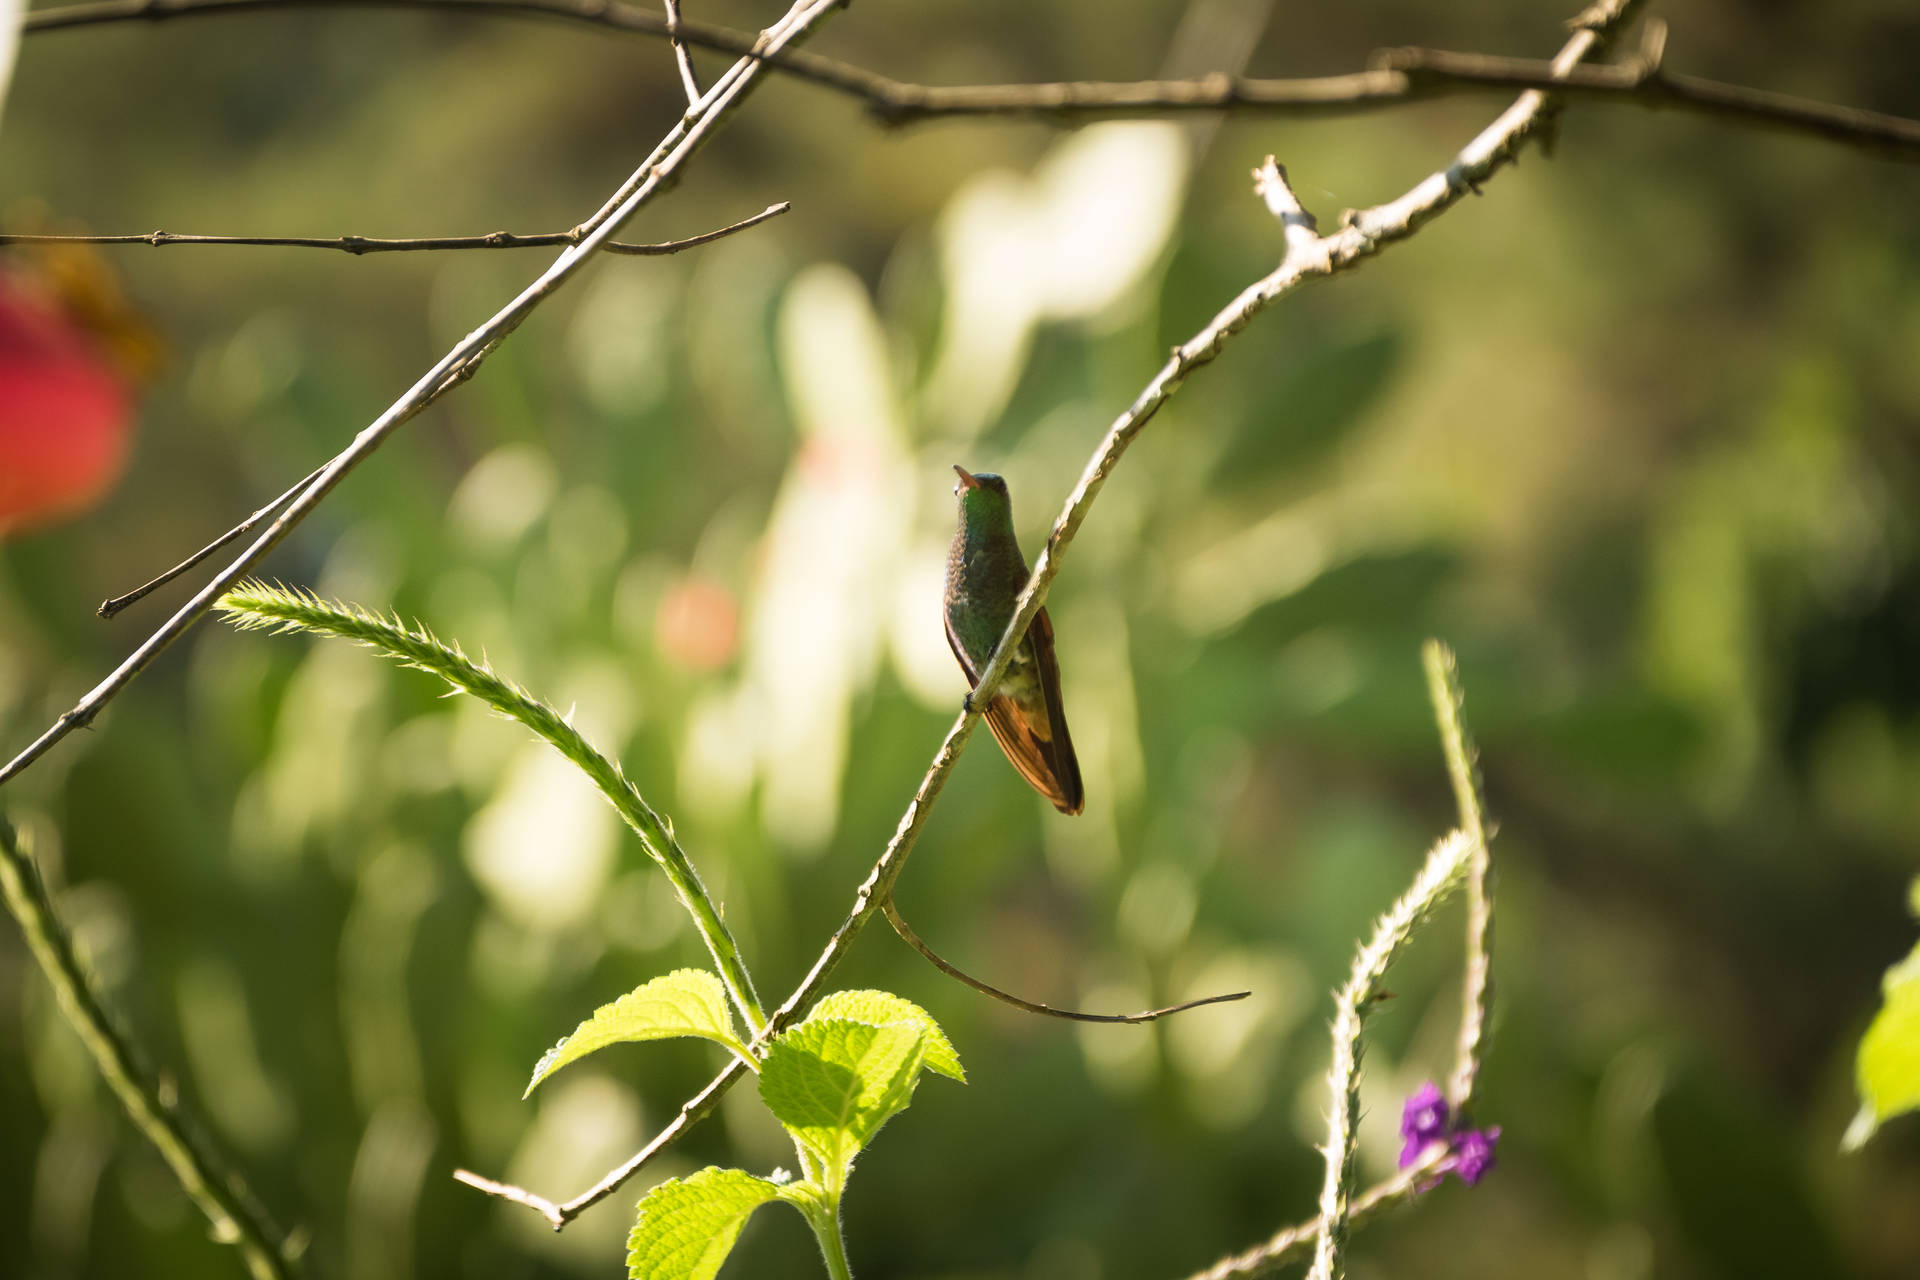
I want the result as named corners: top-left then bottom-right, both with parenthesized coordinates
top-left (946, 606), bottom-right (1084, 815)
top-left (1025, 607), bottom-right (1084, 815)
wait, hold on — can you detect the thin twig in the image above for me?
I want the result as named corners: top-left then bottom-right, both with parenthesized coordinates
top-left (84, 203), bottom-right (779, 621)
top-left (0, 0), bottom-right (844, 793)
top-left (881, 899), bottom-right (1250, 1025)
top-left (451, 1168), bottom-right (565, 1230)
top-left (459, 0), bottom-right (1641, 1228)
top-left (0, 818), bottom-right (298, 1280)
top-left (97, 465), bottom-right (322, 618)
top-left (661, 0), bottom-right (701, 104)
top-left (0, 202), bottom-right (787, 258)
top-left (452, 1045), bottom-right (756, 1228)
top-left (1423, 640), bottom-right (1494, 1117)
top-left (23, 0), bottom-right (1920, 157)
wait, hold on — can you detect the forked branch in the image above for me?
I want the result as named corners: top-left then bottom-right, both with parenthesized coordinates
top-left (455, 0), bottom-right (1642, 1229)
top-left (0, 0), bottom-right (846, 791)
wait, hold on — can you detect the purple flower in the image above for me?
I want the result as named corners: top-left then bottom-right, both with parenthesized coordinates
top-left (1398, 1081), bottom-right (1450, 1168)
top-left (1444, 1126), bottom-right (1501, 1185)
top-left (1396, 1083), bottom-right (1502, 1189)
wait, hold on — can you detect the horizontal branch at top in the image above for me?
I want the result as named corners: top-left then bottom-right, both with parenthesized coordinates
top-left (21, 0), bottom-right (1920, 158)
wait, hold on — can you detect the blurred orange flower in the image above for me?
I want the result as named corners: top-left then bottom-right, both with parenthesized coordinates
top-left (656, 574), bottom-right (739, 671)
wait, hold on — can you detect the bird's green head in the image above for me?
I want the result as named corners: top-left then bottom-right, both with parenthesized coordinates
top-left (953, 465), bottom-right (1012, 522)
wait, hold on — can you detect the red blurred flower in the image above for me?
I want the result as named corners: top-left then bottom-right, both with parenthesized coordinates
top-left (0, 245), bottom-right (158, 536)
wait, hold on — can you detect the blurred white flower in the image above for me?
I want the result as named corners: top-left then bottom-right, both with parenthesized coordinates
top-left (921, 122), bottom-right (1190, 440)
top-left (463, 743), bottom-right (616, 932)
top-left (732, 264), bottom-right (914, 852)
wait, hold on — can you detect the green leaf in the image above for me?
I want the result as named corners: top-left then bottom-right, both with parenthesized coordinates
top-left (527, 969), bottom-right (745, 1096)
top-left (759, 1017), bottom-right (927, 1186)
top-left (626, 1167), bottom-right (780, 1280)
top-left (1845, 940), bottom-right (1920, 1150)
top-left (805, 990), bottom-right (965, 1082)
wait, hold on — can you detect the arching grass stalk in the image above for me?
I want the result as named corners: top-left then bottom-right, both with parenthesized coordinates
top-left (1422, 639), bottom-right (1494, 1114)
top-left (1306, 828), bottom-right (1475, 1280)
top-left (216, 581), bottom-right (766, 1032)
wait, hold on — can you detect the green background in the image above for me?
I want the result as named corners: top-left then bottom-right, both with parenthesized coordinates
top-left (4, 1), bottom-right (1920, 1277)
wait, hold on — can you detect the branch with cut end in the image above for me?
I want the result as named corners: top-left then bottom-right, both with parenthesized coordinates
top-left (0, 818), bottom-right (299, 1280)
top-left (0, 202), bottom-right (787, 257)
top-left (24, 0), bottom-right (1920, 157)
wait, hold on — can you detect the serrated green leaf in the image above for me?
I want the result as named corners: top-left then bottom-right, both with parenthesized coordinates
top-left (759, 1018), bottom-right (926, 1187)
top-left (528, 969), bottom-right (745, 1097)
top-left (626, 1167), bottom-right (779, 1280)
top-left (806, 990), bottom-right (965, 1082)
top-left (1846, 941), bottom-right (1920, 1150)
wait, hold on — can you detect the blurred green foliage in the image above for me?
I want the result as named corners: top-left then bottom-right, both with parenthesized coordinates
top-left (3, 2), bottom-right (1920, 1278)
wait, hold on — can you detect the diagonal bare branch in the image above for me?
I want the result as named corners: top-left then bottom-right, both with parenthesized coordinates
top-left (454, 0), bottom-right (1646, 1232)
top-left (0, 0), bottom-right (843, 790)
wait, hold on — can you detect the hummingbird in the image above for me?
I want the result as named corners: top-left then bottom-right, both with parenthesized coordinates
top-left (944, 466), bottom-right (1084, 815)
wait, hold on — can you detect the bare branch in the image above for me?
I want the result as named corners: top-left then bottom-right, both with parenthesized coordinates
top-left (661, 0), bottom-right (701, 104)
top-left (74, 204), bottom-right (778, 621)
top-left (24, 0), bottom-right (1920, 157)
top-left (457, 1054), bottom-right (754, 1228)
top-left (0, 202), bottom-right (788, 258)
top-left (0, 819), bottom-right (299, 1280)
top-left (457, 0), bottom-right (1646, 1231)
top-left (450, 1169), bottom-right (564, 1230)
top-left (96, 466), bottom-right (320, 619)
top-left (20, 0), bottom-right (881, 99)
top-left (881, 899), bottom-right (1251, 1025)
top-left (0, 0), bottom-right (842, 791)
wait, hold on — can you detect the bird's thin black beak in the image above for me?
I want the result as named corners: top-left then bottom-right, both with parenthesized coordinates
top-left (953, 465), bottom-right (980, 491)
